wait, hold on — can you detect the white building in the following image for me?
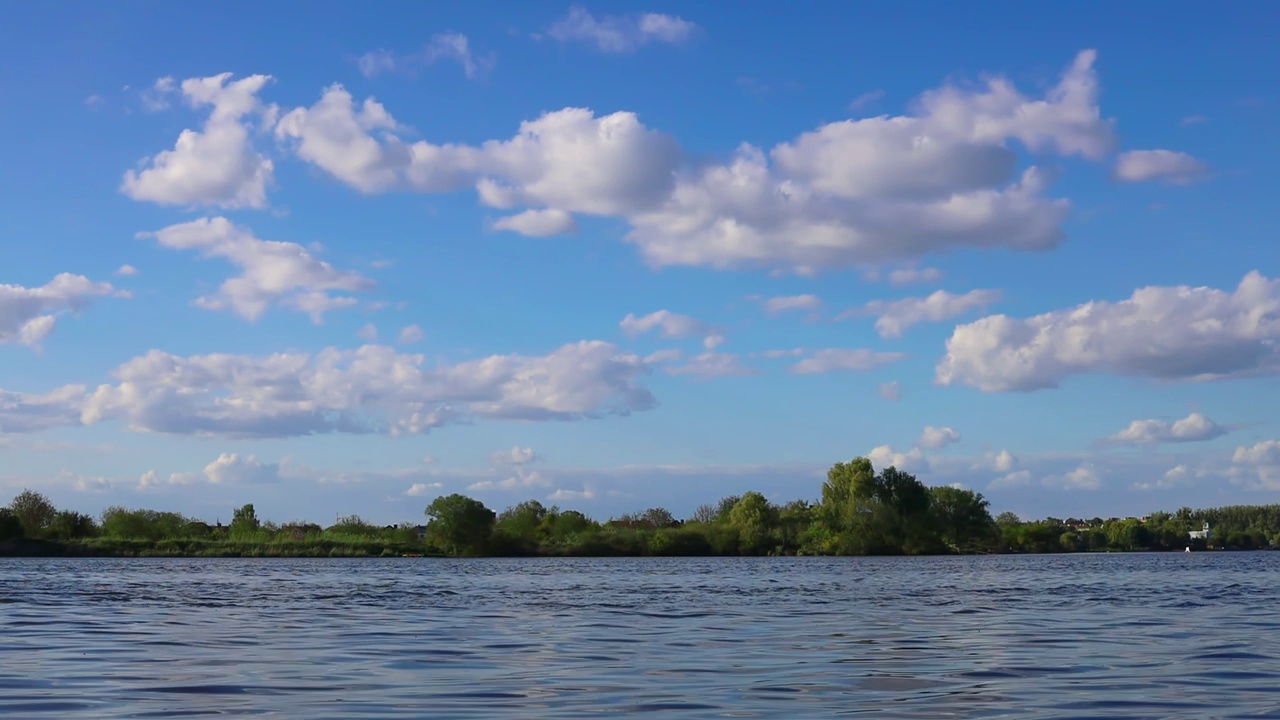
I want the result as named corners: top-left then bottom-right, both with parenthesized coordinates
top-left (1189, 522), bottom-right (1211, 540)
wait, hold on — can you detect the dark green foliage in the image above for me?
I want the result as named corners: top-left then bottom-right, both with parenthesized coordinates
top-left (424, 494), bottom-right (495, 555)
top-left (9, 489), bottom-right (57, 538)
top-left (0, 508), bottom-right (23, 541)
top-left (7, 457), bottom-right (1280, 559)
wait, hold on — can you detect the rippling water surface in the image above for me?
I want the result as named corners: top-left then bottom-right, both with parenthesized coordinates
top-left (2, 554), bottom-right (1279, 719)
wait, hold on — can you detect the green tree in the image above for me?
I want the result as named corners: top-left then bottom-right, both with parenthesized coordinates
top-left (495, 500), bottom-right (548, 553)
top-left (9, 489), bottom-right (57, 539)
top-left (48, 510), bottom-right (97, 540)
top-left (727, 491), bottom-right (776, 554)
top-left (929, 486), bottom-right (995, 552)
top-left (230, 503), bottom-right (261, 537)
top-left (425, 494), bottom-right (495, 555)
top-left (0, 508), bottom-right (22, 541)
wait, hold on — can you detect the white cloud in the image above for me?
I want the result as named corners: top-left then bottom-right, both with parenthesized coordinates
top-left (276, 52), bottom-right (1115, 274)
top-left (548, 484), bottom-right (597, 501)
top-left (78, 340), bottom-right (655, 438)
top-left (140, 76), bottom-right (175, 112)
top-left (469, 468), bottom-right (550, 492)
top-left (1133, 464), bottom-right (1192, 491)
top-left (868, 445), bottom-right (927, 472)
top-left (888, 267), bottom-right (944, 286)
top-left (993, 450), bottom-right (1017, 473)
top-left (0, 385), bottom-right (86, 433)
top-left (758, 294), bottom-right (822, 316)
top-left (137, 469), bottom-right (196, 490)
top-left (356, 323), bottom-right (379, 341)
top-left (68, 472), bottom-right (112, 493)
top-left (425, 32), bottom-right (495, 80)
top-left (1113, 149), bottom-right (1208, 184)
top-left (357, 34), bottom-right (494, 80)
top-left (545, 6), bottom-right (697, 52)
top-left (405, 482), bottom-right (442, 497)
top-left (0, 274), bottom-right (120, 347)
top-left (115, 265), bottom-right (140, 277)
top-left (491, 446), bottom-right (536, 465)
top-left (620, 310), bottom-right (722, 349)
top-left (857, 288), bottom-right (1001, 338)
top-left (140, 217), bottom-right (373, 323)
top-left (789, 349), bottom-right (904, 374)
top-left (988, 469), bottom-right (1032, 489)
top-left (878, 381), bottom-right (902, 401)
top-left (849, 89), bottom-right (885, 111)
top-left (625, 51), bottom-right (1110, 273)
top-left (665, 352), bottom-right (757, 379)
top-left (491, 208), bottom-right (579, 236)
top-left (1181, 115), bottom-right (1207, 127)
top-left (917, 426), bottom-right (961, 449)
top-left (122, 73), bottom-right (275, 209)
top-left (1108, 411), bottom-right (1226, 444)
top-left (357, 50), bottom-right (398, 78)
top-left (938, 271), bottom-right (1280, 391)
top-left (1043, 464), bottom-right (1101, 491)
top-left (1229, 440), bottom-right (1280, 489)
top-left (203, 453), bottom-right (282, 484)
top-left (397, 324), bottom-right (425, 345)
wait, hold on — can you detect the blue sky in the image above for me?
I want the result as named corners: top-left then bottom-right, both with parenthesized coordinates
top-left (2, 1), bottom-right (1278, 525)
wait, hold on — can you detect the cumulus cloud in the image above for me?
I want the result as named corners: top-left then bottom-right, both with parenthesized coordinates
top-left (140, 217), bottom-right (373, 323)
top-left (989, 469), bottom-right (1032, 489)
top-left (868, 445), bottom-right (927, 472)
top-left (938, 271), bottom-right (1280, 391)
top-left (138, 469), bottom-right (197, 490)
top-left (664, 352), bottom-right (757, 378)
top-left (545, 6), bottom-right (697, 52)
top-left (620, 310), bottom-right (722, 348)
top-left (397, 324), bottom-right (425, 345)
top-left (1043, 464), bottom-right (1101, 490)
top-left (878, 381), bottom-right (902, 401)
top-left (122, 73), bottom-right (275, 209)
top-left (1, 274), bottom-right (120, 347)
top-left (405, 482), bottom-right (442, 497)
top-left (491, 446), bottom-right (536, 465)
top-left (855, 288), bottom-right (1001, 338)
top-left (917, 426), bottom-right (961, 449)
top-left (76, 340), bottom-right (654, 439)
top-left (469, 468), bottom-right (550, 492)
top-left (1227, 440), bottom-right (1280, 489)
top-left (789, 349), bottom-right (904, 374)
top-left (992, 450), bottom-right (1017, 473)
top-left (115, 265), bottom-right (140, 277)
top-left (757, 294), bottom-right (822, 316)
top-left (548, 484), bottom-right (596, 501)
top-left (204, 453), bottom-right (282, 484)
top-left (276, 51), bottom-right (1113, 274)
top-left (1113, 149), bottom-right (1208, 184)
top-left (491, 208), bottom-right (578, 236)
top-left (1133, 464), bottom-right (1192, 491)
top-left (1108, 411), bottom-right (1226, 444)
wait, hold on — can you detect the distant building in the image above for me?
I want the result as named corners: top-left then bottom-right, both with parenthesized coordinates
top-left (1189, 522), bottom-right (1211, 540)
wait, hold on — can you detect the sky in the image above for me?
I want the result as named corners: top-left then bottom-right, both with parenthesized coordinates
top-left (1, 0), bottom-right (1278, 525)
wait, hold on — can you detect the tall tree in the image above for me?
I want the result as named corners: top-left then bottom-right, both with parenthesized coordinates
top-left (425, 494), bottom-right (495, 555)
top-left (9, 489), bottom-right (56, 539)
top-left (929, 486), bottom-right (995, 551)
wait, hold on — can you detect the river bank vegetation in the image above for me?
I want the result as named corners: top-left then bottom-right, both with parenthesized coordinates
top-left (3, 457), bottom-right (1278, 557)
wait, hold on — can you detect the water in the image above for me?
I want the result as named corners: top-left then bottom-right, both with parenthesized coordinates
top-left (2, 554), bottom-right (1279, 719)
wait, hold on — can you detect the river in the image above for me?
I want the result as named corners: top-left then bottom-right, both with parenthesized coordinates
top-left (1, 554), bottom-right (1277, 718)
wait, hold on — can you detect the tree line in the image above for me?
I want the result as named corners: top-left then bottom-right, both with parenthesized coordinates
top-left (3, 457), bottom-right (1278, 557)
